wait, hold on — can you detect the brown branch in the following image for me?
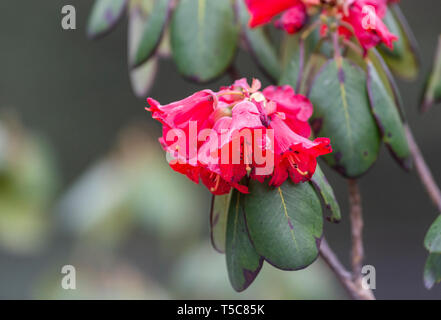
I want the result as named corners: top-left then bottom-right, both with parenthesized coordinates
top-left (348, 179), bottom-right (364, 279)
top-left (319, 180), bottom-right (374, 300)
top-left (319, 239), bottom-right (358, 300)
top-left (405, 124), bottom-right (441, 212)
top-left (347, 179), bottom-right (375, 300)
top-left (320, 238), bottom-right (375, 300)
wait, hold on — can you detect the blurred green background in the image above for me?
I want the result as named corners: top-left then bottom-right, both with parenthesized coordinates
top-left (0, 0), bottom-right (440, 299)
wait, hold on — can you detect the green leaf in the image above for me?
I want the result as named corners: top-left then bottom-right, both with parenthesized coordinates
top-left (244, 180), bottom-right (323, 270)
top-left (225, 190), bottom-right (263, 292)
top-left (171, 0), bottom-right (238, 82)
top-left (129, 58), bottom-right (158, 99)
top-left (299, 53), bottom-right (327, 96)
top-left (379, 5), bottom-right (420, 80)
top-left (235, 0), bottom-right (280, 81)
top-left (366, 60), bottom-right (412, 171)
top-left (128, 4), bottom-right (158, 98)
top-left (309, 58), bottom-right (381, 178)
top-left (421, 35), bottom-right (441, 113)
top-left (87, 0), bottom-right (127, 39)
top-left (279, 30), bottom-right (331, 93)
top-left (424, 253), bottom-right (441, 289)
top-left (425, 215), bottom-right (441, 253)
top-left (131, 0), bottom-right (171, 68)
top-left (368, 49), bottom-right (406, 121)
top-left (210, 192), bottom-right (232, 253)
top-left (310, 165), bottom-right (341, 223)
top-left (279, 35), bottom-right (304, 92)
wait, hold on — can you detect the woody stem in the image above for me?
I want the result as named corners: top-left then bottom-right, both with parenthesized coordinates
top-left (348, 179), bottom-right (375, 299)
top-left (320, 238), bottom-right (375, 300)
top-left (348, 180), bottom-right (363, 276)
top-left (320, 180), bottom-right (375, 300)
top-left (405, 124), bottom-right (441, 212)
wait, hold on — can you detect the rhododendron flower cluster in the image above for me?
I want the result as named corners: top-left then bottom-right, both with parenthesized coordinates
top-left (245, 0), bottom-right (399, 51)
top-left (146, 79), bottom-right (331, 195)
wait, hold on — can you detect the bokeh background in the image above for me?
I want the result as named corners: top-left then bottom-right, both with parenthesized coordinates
top-left (0, 0), bottom-right (440, 299)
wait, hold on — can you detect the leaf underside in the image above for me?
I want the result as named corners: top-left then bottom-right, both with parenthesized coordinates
top-left (379, 5), bottom-right (420, 80)
top-left (132, 0), bottom-right (171, 68)
top-left (210, 192), bottom-right (232, 253)
top-left (236, 0), bottom-right (281, 81)
top-left (424, 253), bottom-right (441, 290)
top-left (425, 215), bottom-right (441, 253)
top-left (225, 190), bottom-right (263, 292)
top-left (421, 36), bottom-right (441, 113)
top-left (366, 60), bottom-right (412, 171)
top-left (87, 0), bottom-right (127, 39)
top-left (310, 164), bottom-right (341, 223)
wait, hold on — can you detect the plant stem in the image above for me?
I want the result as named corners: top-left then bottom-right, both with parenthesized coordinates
top-left (319, 239), bottom-right (358, 299)
top-left (348, 179), bottom-right (364, 279)
top-left (320, 180), bottom-right (375, 300)
top-left (405, 124), bottom-right (441, 212)
top-left (347, 179), bottom-right (375, 299)
top-left (320, 238), bottom-right (375, 300)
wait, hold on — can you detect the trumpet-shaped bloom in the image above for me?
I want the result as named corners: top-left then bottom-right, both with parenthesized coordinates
top-left (146, 79), bottom-right (332, 195)
top-left (244, 0), bottom-right (399, 51)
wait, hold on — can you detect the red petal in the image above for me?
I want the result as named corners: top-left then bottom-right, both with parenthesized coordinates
top-left (245, 0), bottom-right (300, 28)
top-left (263, 85), bottom-right (313, 138)
top-left (274, 2), bottom-right (307, 34)
top-left (269, 116), bottom-right (332, 186)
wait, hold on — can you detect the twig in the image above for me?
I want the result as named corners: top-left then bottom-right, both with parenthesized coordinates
top-left (320, 180), bottom-right (375, 300)
top-left (405, 124), bottom-right (441, 212)
top-left (347, 179), bottom-right (375, 299)
top-left (320, 238), bottom-right (375, 300)
top-left (348, 179), bottom-right (364, 279)
top-left (319, 239), bottom-right (358, 299)
top-left (332, 31), bottom-right (342, 61)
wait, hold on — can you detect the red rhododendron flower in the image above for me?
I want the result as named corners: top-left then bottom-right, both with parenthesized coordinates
top-left (338, 0), bottom-right (398, 51)
top-left (147, 90), bottom-right (217, 184)
top-left (198, 101), bottom-right (264, 194)
top-left (245, 0), bottom-right (398, 52)
top-left (268, 116), bottom-right (331, 186)
top-left (245, 0), bottom-right (308, 34)
top-left (262, 85), bottom-right (313, 138)
top-left (146, 79), bottom-right (332, 195)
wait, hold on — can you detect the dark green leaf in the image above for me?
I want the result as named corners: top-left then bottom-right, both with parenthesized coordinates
top-left (170, 0), bottom-right (238, 82)
top-left (424, 253), bottom-right (441, 289)
top-left (236, 0), bottom-right (280, 81)
top-left (244, 180), bottom-right (323, 270)
top-left (310, 165), bottom-right (341, 223)
top-left (425, 215), bottom-right (441, 253)
top-left (379, 5), bottom-right (420, 80)
top-left (366, 60), bottom-right (412, 171)
top-left (309, 58), bottom-right (381, 178)
top-left (226, 191), bottom-right (263, 292)
top-left (421, 36), bottom-right (441, 113)
top-left (210, 192), bottom-right (232, 253)
top-left (131, 0), bottom-right (171, 68)
top-left (87, 0), bottom-right (127, 39)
